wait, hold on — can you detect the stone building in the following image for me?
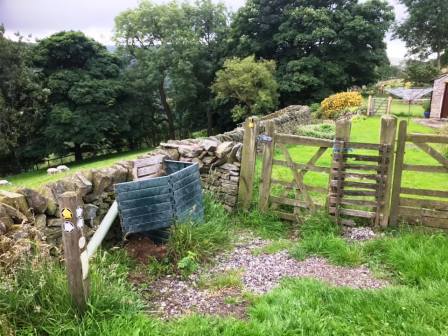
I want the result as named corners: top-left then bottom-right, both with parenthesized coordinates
top-left (430, 73), bottom-right (448, 119)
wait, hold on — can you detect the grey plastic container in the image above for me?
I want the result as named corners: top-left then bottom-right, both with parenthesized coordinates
top-left (114, 160), bottom-right (204, 237)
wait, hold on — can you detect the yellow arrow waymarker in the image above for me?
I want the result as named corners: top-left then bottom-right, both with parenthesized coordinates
top-left (61, 208), bottom-right (73, 220)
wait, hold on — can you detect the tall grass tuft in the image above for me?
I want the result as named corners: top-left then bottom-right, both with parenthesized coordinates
top-left (235, 208), bottom-right (291, 239)
top-left (166, 194), bottom-right (234, 263)
top-left (0, 250), bottom-right (144, 335)
top-left (291, 212), bottom-right (363, 266)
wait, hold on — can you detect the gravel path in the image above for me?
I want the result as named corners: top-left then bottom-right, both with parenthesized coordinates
top-left (144, 237), bottom-right (387, 318)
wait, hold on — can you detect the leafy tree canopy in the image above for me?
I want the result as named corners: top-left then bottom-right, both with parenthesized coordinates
top-left (0, 26), bottom-right (48, 173)
top-left (403, 60), bottom-right (440, 86)
top-left (212, 56), bottom-right (279, 121)
top-left (33, 31), bottom-right (125, 161)
top-left (394, 0), bottom-right (448, 69)
top-left (230, 0), bottom-right (394, 105)
top-left (115, 0), bottom-right (229, 138)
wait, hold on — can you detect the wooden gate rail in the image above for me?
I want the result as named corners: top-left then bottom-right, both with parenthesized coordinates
top-left (390, 120), bottom-right (448, 229)
top-left (259, 122), bottom-right (334, 221)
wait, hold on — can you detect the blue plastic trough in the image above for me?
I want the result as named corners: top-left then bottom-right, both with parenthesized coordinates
top-left (114, 160), bottom-right (204, 237)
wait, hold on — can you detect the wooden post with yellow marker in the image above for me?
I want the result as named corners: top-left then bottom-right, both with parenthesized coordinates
top-left (58, 191), bottom-right (89, 314)
top-left (238, 116), bottom-right (260, 209)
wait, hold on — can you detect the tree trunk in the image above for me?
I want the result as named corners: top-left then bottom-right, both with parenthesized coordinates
top-left (74, 143), bottom-right (83, 162)
top-left (159, 78), bottom-right (176, 140)
top-left (207, 110), bottom-right (213, 136)
top-left (437, 51), bottom-right (442, 70)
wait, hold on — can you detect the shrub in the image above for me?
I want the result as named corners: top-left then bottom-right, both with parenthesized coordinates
top-left (320, 92), bottom-right (363, 119)
top-left (422, 100), bottom-right (431, 112)
top-left (296, 123), bottom-right (335, 139)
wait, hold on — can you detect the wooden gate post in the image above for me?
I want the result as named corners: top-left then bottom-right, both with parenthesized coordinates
top-left (58, 191), bottom-right (89, 313)
top-left (367, 95), bottom-right (373, 116)
top-left (379, 115), bottom-right (397, 227)
top-left (259, 120), bottom-right (275, 211)
top-left (327, 118), bottom-right (351, 211)
top-left (238, 116), bottom-right (260, 209)
top-left (386, 96), bottom-right (393, 115)
top-left (389, 120), bottom-right (407, 226)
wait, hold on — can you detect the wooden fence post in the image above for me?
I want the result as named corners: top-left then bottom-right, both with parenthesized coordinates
top-left (367, 95), bottom-right (373, 116)
top-left (386, 96), bottom-right (393, 115)
top-left (259, 120), bottom-right (275, 212)
top-left (379, 115), bottom-right (397, 227)
top-left (327, 118), bottom-right (351, 211)
top-left (389, 120), bottom-right (407, 226)
top-left (335, 118), bottom-right (351, 142)
top-left (238, 116), bottom-right (260, 210)
top-left (58, 191), bottom-right (89, 313)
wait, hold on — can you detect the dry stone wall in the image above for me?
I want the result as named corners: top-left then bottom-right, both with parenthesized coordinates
top-left (0, 105), bottom-right (310, 268)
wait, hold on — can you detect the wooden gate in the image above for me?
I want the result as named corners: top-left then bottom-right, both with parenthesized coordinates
top-left (259, 118), bottom-right (395, 226)
top-left (259, 121), bottom-right (334, 221)
top-left (390, 120), bottom-right (448, 229)
top-left (329, 141), bottom-right (391, 226)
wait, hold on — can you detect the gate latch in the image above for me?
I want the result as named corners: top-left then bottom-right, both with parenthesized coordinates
top-left (257, 134), bottom-right (273, 143)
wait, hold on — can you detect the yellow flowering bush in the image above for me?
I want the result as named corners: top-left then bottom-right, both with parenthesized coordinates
top-left (320, 92), bottom-right (363, 119)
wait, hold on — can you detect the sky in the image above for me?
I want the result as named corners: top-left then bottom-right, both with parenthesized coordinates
top-left (0, 0), bottom-right (408, 65)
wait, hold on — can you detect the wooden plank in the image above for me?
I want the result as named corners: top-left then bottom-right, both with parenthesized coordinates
top-left (390, 120), bottom-right (407, 226)
top-left (340, 189), bottom-right (379, 197)
top-left (346, 142), bottom-right (382, 150)
top-left (398, 206), bottom-right (448, 219)
top-left (279, 144), bottom-right (316, 212)
top-left (259, 121), bottom-right (275, 211)
top-left (331, 171), bottom-right (383, 181)
top-left (330, 180), bottom-right (379, 190)
top-left (407, 133), bottom-right (448, 144)
top-left (275, 134), bottom-right (334, 147)
top-left (272, 160), bottom-right (331, 173)
top-left (343, 163), bottom-right (381, 171)
top-left (329, 197), bottom-right (377, 207)
top-left (344, 154), bottom-right (382, 162)
top-left (413, 142), bottom-right (448, 169)
top-left (270, 196), bottom-right (323, 208)
top-left (271, 179), bottom-right (327, 193)
top-left (329, 207), bottom-right (376, 219)
top-left (238, 116), bottom-right (259, 209)
top-left (137, 164), bottom-right (162, 177)
top-left (402, 164), bottom-right (448, 173)
top-left (400, 187), bottom-right (448, 198)
top-left (399, 197), bottom-right (448, 210)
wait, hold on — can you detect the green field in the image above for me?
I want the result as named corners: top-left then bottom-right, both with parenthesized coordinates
top-left (0, 148), bottom-right (151, 190)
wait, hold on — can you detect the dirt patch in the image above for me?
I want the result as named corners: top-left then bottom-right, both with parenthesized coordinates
top-left (134, 237), bottom-right (387, 319)
top-left (124, 236), bottom-right (167, 263)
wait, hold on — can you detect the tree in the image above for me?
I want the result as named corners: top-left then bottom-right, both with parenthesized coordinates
top-left (212, 56), bottom-right (279, 121)
top-left (115, 0), bottom-right (230, 138)
top-left (0, 26), bottom-right (48, 174)
top-left (403, 60), bottom-right (439, 86)
top-left (394, 0), bottom-right (448, 69)
top-left (230, 0), bottom-right (394, 105)
top-left (33, 31), bottom-right (125, 161)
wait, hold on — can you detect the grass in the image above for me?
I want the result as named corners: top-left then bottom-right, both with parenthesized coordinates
top-left (198, 269), bottom-right (244, 291)
top-left (0, 147), bottom-right (151, 190)
top-left (3, 205), bottom-right (448, 334)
